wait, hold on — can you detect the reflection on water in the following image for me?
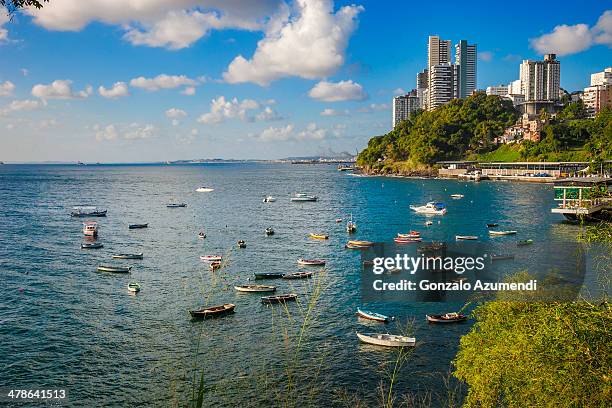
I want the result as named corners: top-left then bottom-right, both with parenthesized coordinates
top-left (0, 163), bottom-right (583, 406)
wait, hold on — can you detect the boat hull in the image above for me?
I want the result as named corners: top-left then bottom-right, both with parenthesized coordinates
top-left (112, 253), bottom-right (144, 259)
top-left (282, 272), bottom-right (313, 279)
top-left (261, 294), bottom-right (297, 304)
top-left (190, 304), bottom-right (235, 318)
top-left (97, 265), bottom-right (131, 273)
top-left (234, 285), bottom-right (276, 293)
top-left (356, 309), bottom-right (389, 323)
top-left (356, 332), bottom-right (415, 347)
top-left (253, 273), bottom-right (284, 280)
top-left (426, 314), bottom-right (467, 323)
top-left (297, 259), bottom-right (326, 266)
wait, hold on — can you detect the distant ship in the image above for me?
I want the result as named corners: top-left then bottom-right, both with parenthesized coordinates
top-left (77, 161), bottom-right (85, 165)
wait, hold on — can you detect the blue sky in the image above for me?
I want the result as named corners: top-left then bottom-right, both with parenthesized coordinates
top-left (0, 0), bottom-right (610, 162)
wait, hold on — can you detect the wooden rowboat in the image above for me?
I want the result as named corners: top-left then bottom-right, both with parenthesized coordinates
top-left (261, 293), bottom-right (298, 304)
top-left (426, 312), bottom-right (467, 323)
top-left (81, 242), bottom-right (103, 249)
top-left (253, 272), bottom-right (285, 280)
top-left (112, 253), bottom-right (143, 259)
top-left (347, 240), bottom-right (373, 247)
top-left (282, 271), bottom-right (313, 280)
top-left (356, 332), bottom-right (415, 347)
top-left (200, 255), bottom-right (222, 262)
top-left (97, 265), bottom-right (131, 273)
top-left (456, 235), bottom-right (478, 240)
top-left (486, 223), bottom-right (499, 228)
top-left (166, 203), bottom-right (187, 208)
top-left (397, 231), bottom-right (420, 238)
top-left (297, 258), bottom-right (325, 266)
top-left (309, 233), bottom-right (329, 240)
top-left (488, 230), bottom-right (517, 236)
top-left (189, 303), bottom-right (235, 318)
top-left (129, 223), bottom-right (148, 229)
top-left (345, 243), bottom-right (368, 250)
top-left (394, 237), bottom-right (422, 244)
top-left (234, 285), bottom-right (276, 293)
top-left (356, 308), bottom-right (390, 323)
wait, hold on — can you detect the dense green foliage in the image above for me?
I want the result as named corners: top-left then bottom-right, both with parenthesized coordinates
top-left (358, 93), bottom-right (518, 169)
top-left (358, 95), bottom-right (612, 170)
top-left (454, 300), bottom-right (611, 407)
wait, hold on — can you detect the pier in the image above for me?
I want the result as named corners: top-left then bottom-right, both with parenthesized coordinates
top-left (550, 177), bottom-right (612, 221)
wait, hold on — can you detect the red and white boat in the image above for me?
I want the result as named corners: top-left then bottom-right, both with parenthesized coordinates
top-left (397, 231), bottom-right (420, 238)
top-left (394, 237), bottom-right (422, 244)
top-left (82, 222), bottom-right (99, 237)
top-left (200, 255), bottom-right (222, 262)
top-left (297, 258), bottom-right (326, 266)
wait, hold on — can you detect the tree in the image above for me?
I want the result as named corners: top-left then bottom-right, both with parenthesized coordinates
top-left (1, 0), bottom-right (47, 17)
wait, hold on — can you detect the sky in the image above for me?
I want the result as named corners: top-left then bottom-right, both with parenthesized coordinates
top-left (0, 0), bottom-right (610, 162)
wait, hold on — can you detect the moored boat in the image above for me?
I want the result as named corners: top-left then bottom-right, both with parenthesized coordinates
top-left (237, 240), bottom-right (247, 248)
top-left (486, 223), bottom-right (499, 228)
top-left (265, 227), bottom-right (275, 236)
top-left (309, 233), bottom-right (329, 240)
top-left (83, 222), bottom-right (99, 237)
top-left (127, 282), bottom-right (141, 293)
top-left (425, 220), bottom-right (433, 226)
top-left (282, 271), bottom-right (313, 279)
top-left (198, 231), bottom-right (206, 239)
top-left (97, 265), bottom-right (131, 273)
top-left (253, 272), bottom-right (285, 280)
top-left (488, 230), bottom-right (517, 236)
top-left (129, 223), bottom-right (148, 229)
top-left (426, 312), bottom-right (467, 323)
top-left (450, 194), bottom-right (464, 199)
top-left (234, 284), bottom-right (276, 293)
top-left (167, 203), bottom-right (187, 208)
top-left (291, 193), bottom-right (318, 202)
top-left (112, 253), bottom-right (143, 259)
top-left (189, 303), bottom-right (235, 318)
top-left (196, 187), bottom-right (214, 192)
top-left (410, 202), bottom-right (447, 215)
top-left (81, 242), bottom-right (103, 249)
top-left (71, 206), bottom-right (107, 217)
top-left (356, 308), bottom-right (391, 323)
top-left (346, 214), bottom-right (357, 233)
top-left (347, 240), bottom-right (373, 247)
top-left (517, 239), bottom-right (533, 246)
top-left (209, 261), bottom-right (222, 270)
top-left (263, 195), bottom-right (276, 203)
top-left (345, 243), bottom-right (369, 249)
top-left (200, 255), bottom-right (222, 262)
top-left (394, 237), bottom-right (422, 243)
top-left (397, 231), bottom-right (420, 238)
top-left (335, 218), bottom-right (343, 223)
top-left (297, 258), bottom-right (325, 266)
top-left (456, 235), bottom-right (478, 240)
top-left (261, 293), bottom-right (298, 304)
top-left (356, 332), bottom-right (415, 347)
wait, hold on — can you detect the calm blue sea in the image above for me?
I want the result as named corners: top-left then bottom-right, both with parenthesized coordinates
top-left (0, 163), bottom-right (583, 406)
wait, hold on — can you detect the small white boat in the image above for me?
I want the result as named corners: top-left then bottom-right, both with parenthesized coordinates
top-left (112, 253), bottom-right (143, 259)
top-left (127, 282), bottom-right (141, 293)
top-left (297, 258), bottom-right (325, 266)
top-left (456, 235), bottom-right (478, 240)
top-left (450, 194), bottom-right (464, 199)
top-left (200, 255), bottom-right (222, 262)
top-left (97, 265), bottom-right (131, 273)
top-left (291, 193), bottom-right (318, 202)
top-left (356, 308), bottom-right (391, 323)
top-left (196, 187), bottom-right (214, 192)
top-left (488, 230), bottom-right (517, 236)
top-left (198, 231), bottom-right (206, 239)
top-left (263, 196), bottom-right (276, 203)
top-left (425, 221), bottom-right (433, 226)
top-left (397, 231), bottom-right (420, 238)
top-left (234, 284), bottom-right (276, 293)
top-left (410, 202), bottom-right (447, 215)
top-left (346, 214), bottom-right (357, 233)
top-left (83, 222), bottom-right (99, 237)
top-left (356, 332), bottom-right (415, 347)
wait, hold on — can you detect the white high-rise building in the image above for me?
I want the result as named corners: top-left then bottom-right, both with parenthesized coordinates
top-left (508, 79), bottom-right (522, 95)
top-left (590, 67), bottom-right (612, 86)
top-left (455, 40), bottom-right (477, 98)
top-left (392, 91), bottom-right (420, 128)
top-left (519, 54), bottom-right (561, 102)
top-left (429, 64), bottom-right (455, 110)
top-left (416, 69), bottom-right (429, 109)
top-left (486, 85), bottom-right (509, 96)
top-left (427, 36), bottom-right (451, 109)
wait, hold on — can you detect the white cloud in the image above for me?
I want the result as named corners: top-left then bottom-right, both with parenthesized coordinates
top-left (98, 82), bottom-right (130, 98)
top-left (478, 51), bottom-right (493, 62)
top-left (95, 124), bottom-right (119, 141)
top-left (165, 108), bottom-right (188, 118)
top-left (392, 88), bottom-right (406, 96)
top-left (191, 128), bottom-right (199, 136)
top-left (31, 80), bottom-right (92, 100)
top-left (223, 0), bottom-right (364, 85)
top-left (197, 96), bottom-right (259, 124)
top-left (530, 10), bottom-right (612, 56)
top-left (356, 103), bottom-right (389, 113)
top-left (38, 118), bottom-right (59, 129)
top-left (181, 86), bottom-right (196, 96)
top-left (95, 123), bottom-right (156, 141)
top-left (256, 106), bottom-right (282, 121)
top-left (296, 122), bottom-right (327, 140)
top-left (130, 74), bottom-right (198, 91)
top-left (0, 80), bottom-right (15, 97)
top-left (320, 108), bottom-right (349, 116)
top-left (27, 1), bottom-right (281, 49)
top-left (308, 80), bottom-right (367, 102)
top-left (0, 99), bottom-right (46, 115)
top-left (255, 124), bottom-right (295, 142)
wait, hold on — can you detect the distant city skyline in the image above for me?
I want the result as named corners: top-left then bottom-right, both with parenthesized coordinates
top-left (0, 1), bottom-right (610, 162)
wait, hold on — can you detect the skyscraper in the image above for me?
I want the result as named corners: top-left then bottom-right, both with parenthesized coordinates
top-left (519, 54), bottom-right (561, 102)
top-left (416, 69), bottom-right (428, 109)
top-left (392, 90), bottom-right (420, 128)
top-left (427, 36), bottom-right (452, 109)
top-left (429, 64), bottom-right (455, 110)
top-left (455, 40), bottom-right (477, 98)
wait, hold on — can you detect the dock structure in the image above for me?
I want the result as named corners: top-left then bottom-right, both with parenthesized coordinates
top-left (551, 177), bottom-right (612, 221)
